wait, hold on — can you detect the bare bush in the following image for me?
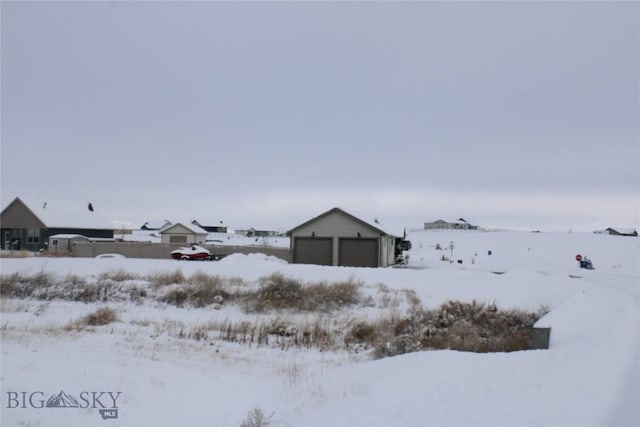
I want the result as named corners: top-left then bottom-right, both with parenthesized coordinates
top-left (0, 270), bottom-right (57, 298)
top-left (66, 307), bottom-right (118, 330)
top-left (147, 270), bottom-right (186, 287)
top-left (344, 300), bottom-right (548, 358)
top-left (186, 272), bottom-right (231, 307)
top-left (248, 273), bottom-right (303, 312)
top-left (159, 273), bottom-right (234, 308)
top-left (244, 273), bottom-right (361, 313)
top-left (0, 272), bottom-right (22, 296)
top-left (98, 268), bottom-right (139, 282)
top-left (240, 407), bottom-right (272, 427)
top-left (85, 307), bottom-right (118, 326)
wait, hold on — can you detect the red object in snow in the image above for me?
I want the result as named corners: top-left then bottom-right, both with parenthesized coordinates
top-left (575, 254), bottom-right (583, 262)
top-left (170, 245), bottom-right (212, 261)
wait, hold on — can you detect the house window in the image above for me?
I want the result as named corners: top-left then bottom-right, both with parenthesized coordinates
top-left (170, 235), bottom-right (187, 244)
top-left (26, 228), bottom-right (40, 244)
top-left (51, 239), bottom-right (58, 247)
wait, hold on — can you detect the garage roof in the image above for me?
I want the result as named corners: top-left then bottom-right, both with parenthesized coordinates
top-left (286, 207), bottom-right (402, 238)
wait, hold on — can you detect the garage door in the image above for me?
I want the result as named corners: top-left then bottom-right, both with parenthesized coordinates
top-left (293, 237), bottom-right (333, 265)
top-left (339, 238), bottom-right (378, 267)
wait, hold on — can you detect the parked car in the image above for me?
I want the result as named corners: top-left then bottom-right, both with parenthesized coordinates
top-left (170, 245), bottom-right (213, 261)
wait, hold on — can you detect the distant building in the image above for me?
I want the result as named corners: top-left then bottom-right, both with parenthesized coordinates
top-left (596, 228), bottom-right (638, 237)
top-left (140, 220), bottom-right (172, 231)
top-left (191, 219), bottom-right (227, 234)
top-left (1, 197), bottom-right (114, 251)
top-left (287, 207), bottom-right (400, 267)
top-left (158, 222), bottom-right (208, 245)
top-left (424, 218), bottom-right (478, 231)
top-left (244, 227), bottom-right (282, 237)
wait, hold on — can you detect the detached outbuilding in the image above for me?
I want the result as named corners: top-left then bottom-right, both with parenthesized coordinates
top-left (287, 207), bottom-right (400, 267)
top-left (159, 222), bottom-right (208, 245)
top-left (603, 228), bottom-right (638, 237)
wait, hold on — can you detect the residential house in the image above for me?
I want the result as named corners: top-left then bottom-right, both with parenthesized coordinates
top-left (0, 197), bottom-right (114, 251)
top-left (158, 222), bottom-right (208, 245)
top-left (424, 218), bottom-right (479, 231)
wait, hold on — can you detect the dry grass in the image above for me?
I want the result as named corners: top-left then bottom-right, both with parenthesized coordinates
top-left (2, 267), bottom-right (549, 356)
top-left (160, 273), bottom-right (231, 308)
top-left (98, 268), bottom-right (139, 282)
top-left (345, 300), bottom-right (549, 357)
top-left (243, 273), bottom-right (361, 313)
top-left (0, 270), bottom-right (57, 298)
top-left (85, 307), bottom-right (119, 325)
top-left (66, 307), bottom-right (118, 330)
top-left (0, 250), bottom-right (34, 258)
top-left (147, 270), bottom-right (186, 287)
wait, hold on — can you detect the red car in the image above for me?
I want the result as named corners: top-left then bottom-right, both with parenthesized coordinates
top-left (170, 245), bottom-right (213, 261)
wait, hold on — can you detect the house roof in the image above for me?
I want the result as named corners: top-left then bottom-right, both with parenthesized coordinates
top-left (141, 220), bottom-right (172, 230)
top-left (287, 207), bottom-right (401, 238)
top-left (191, 219), bottom-right (226, 228)
top-left (8, 197), bottom-right (114, 230)
top-left (606, 227), bottom-right (638, 235)
top-left (159, 222), bottom-right (209, 235)
top-left (427, 218), bottom-right (474, 225)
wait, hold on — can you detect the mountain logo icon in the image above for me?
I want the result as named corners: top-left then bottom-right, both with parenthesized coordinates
top-left (45, 391), bottom-right (80, 408)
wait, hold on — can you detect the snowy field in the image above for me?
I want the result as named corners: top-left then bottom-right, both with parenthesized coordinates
top-left (1, 230), bottom-right (638, 427)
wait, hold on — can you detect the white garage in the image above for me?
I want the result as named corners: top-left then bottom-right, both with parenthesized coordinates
top-left (287, 207), bottom-right (399, 267)
top-left (159, 222), bottom-right (208, 245)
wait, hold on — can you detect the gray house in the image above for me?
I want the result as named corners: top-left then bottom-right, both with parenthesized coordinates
top-left (424, 218), bottom-right (478, 230)
top-left (159, 222), bottom-right (208, 245)
top-left (0, 197), bottom-right (114, 251)
top-left (287, 207), bottom-right (399, 267)
top-left (603, 228), bottom-right (638, 237)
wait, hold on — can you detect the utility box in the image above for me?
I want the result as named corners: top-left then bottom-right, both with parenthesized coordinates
top-left (531, 327), bottom-right (551, 350)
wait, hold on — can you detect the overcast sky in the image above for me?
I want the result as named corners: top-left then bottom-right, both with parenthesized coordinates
top-left (1, 1), bottom-right (638, 232)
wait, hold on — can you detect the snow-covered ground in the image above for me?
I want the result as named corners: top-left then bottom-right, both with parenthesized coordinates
top-left (1, 230), bottom-right (638, 427)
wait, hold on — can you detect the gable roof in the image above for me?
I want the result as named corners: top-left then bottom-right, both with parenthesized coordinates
top-left (427, 218), bottom-right (475, 225)
top-left (159, 222), bottom-right (208, 235)
top-left (606, 227), bottom-right (638, 235)
top-left (286, 207), bottom-right (401, 238)
top-left (4, 197), bottom-right (114, 230)
top-left (141, 220), bottom-right (172, 230)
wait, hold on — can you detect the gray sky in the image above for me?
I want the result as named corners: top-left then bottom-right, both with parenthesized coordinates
top-left (1, 1), bottom-right (638, 232)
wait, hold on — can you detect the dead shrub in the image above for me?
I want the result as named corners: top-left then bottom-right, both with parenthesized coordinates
top-left (148, 270), bottom-right (186, 287)
top-left (162, 287), bottom-right (188, 307)
top-left (241, 407), bottom-right (272, 427)
top-left (0, 272), bottom-right (22, 297)
top-left (304, 279), bottom-right (360, 311)
top-left (344, 322), bottom-right (377, 348)
top-left (0, 270), bottom-right (57, 298)
top-left (159, 273), bottom-right (232, 308)
top-left (242, 273), bottom-right (301, 312)
top-left (187, 272), bottom-right (231, 307)
top-left (85, 307), bottom-right (118, 326)
top-left (343, 300), bottom-right (548, 358)
top-left (98, 268), bottom-right (139, 282)
top-left (66, 307), bottom-right (118, 330)
top-left (244, 273), bottom-right (361, 313)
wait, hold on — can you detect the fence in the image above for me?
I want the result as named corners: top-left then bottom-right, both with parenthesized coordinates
top-left (71, 241), bottom-right (291, 262)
